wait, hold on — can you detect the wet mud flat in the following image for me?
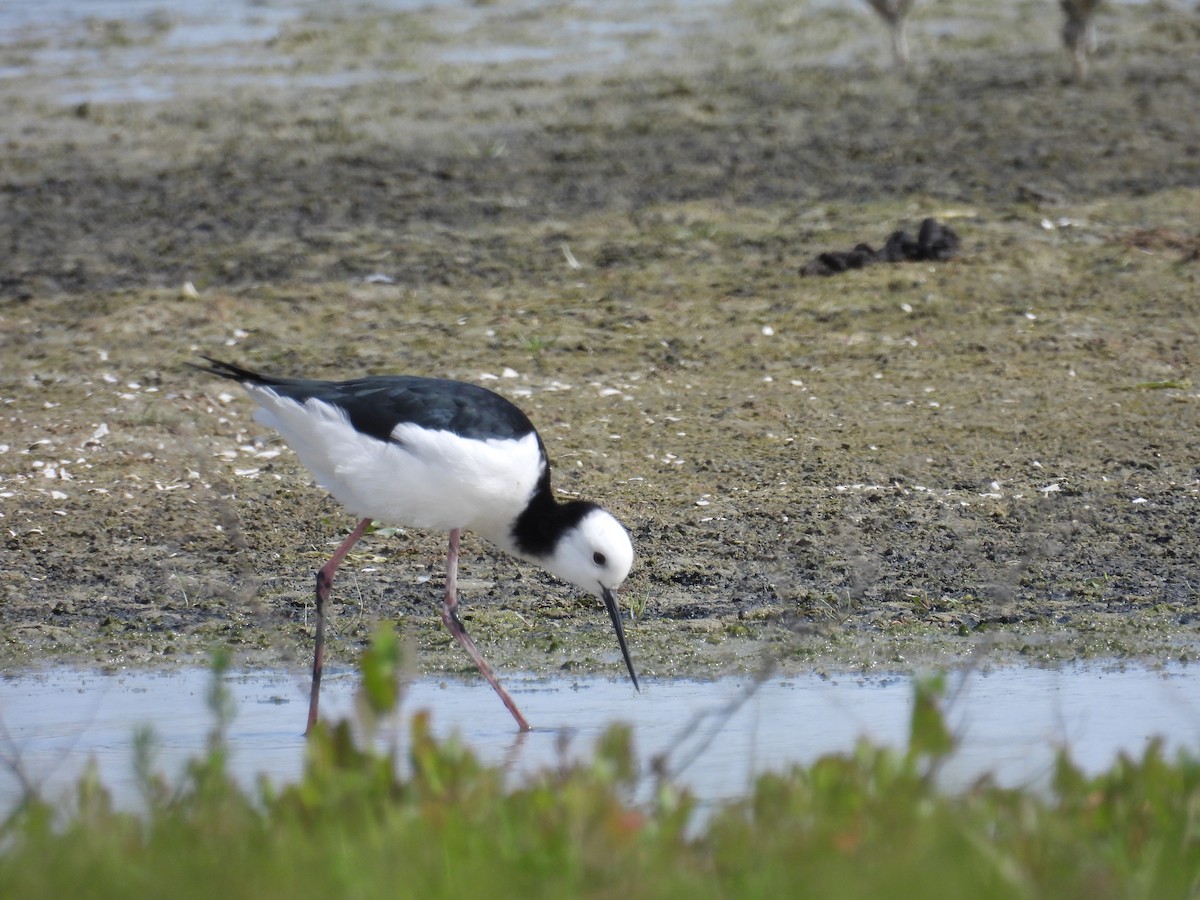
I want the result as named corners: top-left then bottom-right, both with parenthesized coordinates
top-left (1, 0), bottom-right (1198, 681)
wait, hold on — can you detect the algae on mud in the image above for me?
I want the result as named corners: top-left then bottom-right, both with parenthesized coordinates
top-left (0, 0), bottom-right (1198, 680)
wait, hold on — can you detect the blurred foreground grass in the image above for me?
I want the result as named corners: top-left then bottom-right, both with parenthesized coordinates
top-left (2, 637), bottom-right (1198, 899)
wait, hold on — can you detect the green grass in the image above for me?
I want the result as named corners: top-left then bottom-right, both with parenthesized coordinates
top-left (2, 650), bottom-right (1198, 898)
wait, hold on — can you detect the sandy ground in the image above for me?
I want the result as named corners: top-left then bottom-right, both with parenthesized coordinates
top-left (1, 0), bottom-right (1198, 683)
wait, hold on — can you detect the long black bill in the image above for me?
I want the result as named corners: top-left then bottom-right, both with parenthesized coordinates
top-left (601, 586), bottom-right (639, 691)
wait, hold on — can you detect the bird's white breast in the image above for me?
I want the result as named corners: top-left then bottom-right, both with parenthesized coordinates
top-left (247, 387), bottom-right (544, 537)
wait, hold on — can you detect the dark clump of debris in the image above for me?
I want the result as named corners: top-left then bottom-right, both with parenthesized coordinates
top-left (801, 217), bottom-right (961, 276)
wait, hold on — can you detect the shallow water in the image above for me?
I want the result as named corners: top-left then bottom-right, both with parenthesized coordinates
top-left (0, 0), bottom-right (729, 104)
top-left (7, 0), bottom-right (1182, 107)
top-left (1, 664), bottom-right (1196, 815)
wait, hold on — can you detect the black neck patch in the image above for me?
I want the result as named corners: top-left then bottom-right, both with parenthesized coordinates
top-left (511, 470), bottom-right (599, 559)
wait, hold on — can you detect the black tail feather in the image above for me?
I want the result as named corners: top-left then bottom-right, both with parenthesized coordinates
top-left (189, 356), bottom-right (272, 385)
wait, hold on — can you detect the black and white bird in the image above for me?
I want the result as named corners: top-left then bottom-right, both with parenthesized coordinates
top-left (194, 357), bottom-right (638, 733)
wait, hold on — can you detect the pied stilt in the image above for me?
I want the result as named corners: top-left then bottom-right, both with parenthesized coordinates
top-left (194, 357), bottom-right (638, 733)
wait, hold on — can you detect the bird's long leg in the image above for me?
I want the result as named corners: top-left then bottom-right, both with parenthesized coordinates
top-left (306, 517), bottom-right (372, 736)
top-left (441, 528), bottom-right (532, 732)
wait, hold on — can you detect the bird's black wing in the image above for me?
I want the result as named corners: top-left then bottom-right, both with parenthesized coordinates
top-left (194, 357), bottom-right (537, 444)
top-left (318, 376), bottom-right (537, 444)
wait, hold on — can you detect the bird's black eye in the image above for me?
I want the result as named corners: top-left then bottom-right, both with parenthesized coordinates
top-left (592, 551), bottom-right (607, 566)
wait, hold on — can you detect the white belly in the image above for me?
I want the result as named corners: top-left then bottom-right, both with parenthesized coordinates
top-left (247, 387), bottom-right (544, 541)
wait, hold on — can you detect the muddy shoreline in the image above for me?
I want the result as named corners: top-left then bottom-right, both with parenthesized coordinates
top-left (2, 0), bottom-right (1198, 681)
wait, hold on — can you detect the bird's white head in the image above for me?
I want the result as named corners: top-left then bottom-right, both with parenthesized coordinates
top-left (540, 505), bottom-right (639, 690)
top-left (544, 507), bottom-right (633, 597)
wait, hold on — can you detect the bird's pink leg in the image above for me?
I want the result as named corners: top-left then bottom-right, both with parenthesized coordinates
top-left (441, 528), bottom-right (532, 732)
top-left (306, 517), bottom-right (372, 736)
